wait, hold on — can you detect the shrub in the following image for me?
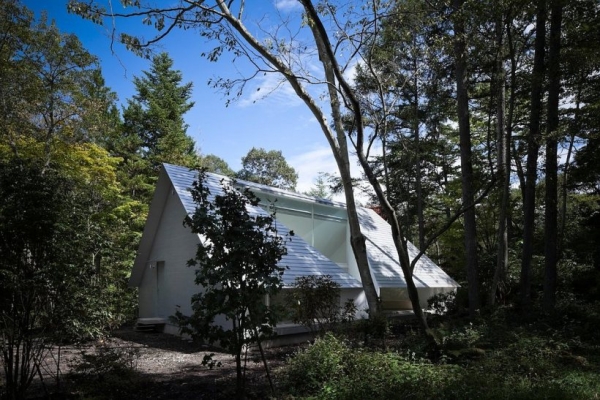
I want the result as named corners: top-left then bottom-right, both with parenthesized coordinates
top-left (427, 291), bottom-right (458, 315)
top-left (286, 275), bottom-right (349, 334)
top-left (282, 333), bottom-right (457, 399)
top-left (69, 342), bottom-right (141, 398)
top-left (282, 333), bottom-right (348, 395)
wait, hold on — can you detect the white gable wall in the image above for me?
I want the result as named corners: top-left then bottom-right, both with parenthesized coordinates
top-left (138, 184), bottom-right (198, 320)
top-left (137, 183), bottom-right (232, 334)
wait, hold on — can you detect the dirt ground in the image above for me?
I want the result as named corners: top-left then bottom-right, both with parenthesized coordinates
top-left (27, 327), bottom-right (297, 400)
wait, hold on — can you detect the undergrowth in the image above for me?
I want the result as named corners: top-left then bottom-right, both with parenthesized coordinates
top-left (279, 300), bottom-right (600, 400)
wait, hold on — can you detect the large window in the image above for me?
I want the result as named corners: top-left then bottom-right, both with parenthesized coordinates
top-left (258, 194), bottom-right (348, 269)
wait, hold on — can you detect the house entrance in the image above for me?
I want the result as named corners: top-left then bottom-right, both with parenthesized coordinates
top-left (156, 261), bottom-right (166, 317)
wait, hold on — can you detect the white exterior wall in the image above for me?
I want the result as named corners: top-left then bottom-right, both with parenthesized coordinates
top-left (137, 185), bottom-right (232, 333)
top-left (138, 186), bottom-right (199, 320)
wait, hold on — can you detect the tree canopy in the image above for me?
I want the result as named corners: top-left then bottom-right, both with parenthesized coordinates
top-left (236, 147), bottom-right (298, 191)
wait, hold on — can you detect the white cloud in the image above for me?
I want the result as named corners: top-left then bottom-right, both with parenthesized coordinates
top-left (237, 71), bottom-right (302, 108)
top-left (273, 0), bottom-right (302, 12)
top-left (289, 145), bottom-right (338, 193)
top-left (289, 143), bottom-right (376, 205)
top-left (342, 59), bottom-right (363, 86)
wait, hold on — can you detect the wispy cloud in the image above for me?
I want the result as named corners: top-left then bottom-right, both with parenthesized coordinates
top-left (342, 59), bottom-right (362, 86)
top-left (273, 0), bottom-right (302, 12)
top-left (289, 145), bottom-right (338, 193)
top-left (237, 71), bottom-right (302, 108)
top-left (289, 144), bottom-right (375, 205)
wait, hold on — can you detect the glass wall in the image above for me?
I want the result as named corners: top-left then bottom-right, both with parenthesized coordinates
top-left (257, 193), bottom-right (349, 269)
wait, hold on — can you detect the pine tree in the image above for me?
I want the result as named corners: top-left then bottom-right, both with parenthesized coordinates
top-left (121, 52), bottom-right (198, 203)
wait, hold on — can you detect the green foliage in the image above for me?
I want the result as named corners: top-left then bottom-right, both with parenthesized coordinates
top-left (427, 291), bottom-right (458, 315)
top-left (285, 275), bottom-right (346, 334)
top-left (0, 159), bottom-right (124, 399)
top-left (282, 307), bottom-right (600, 400)
top-left (0, 2), bottom-right (110, 159)
top-left (119, 51), bottom-right (198, 207)
top-left (303, 172), bottom-right (334, 199)
top-left (282, 333), bottom-right (453, 400)
top-left (123, 52), bottom-right (198, 172)
top-left (199, 153), bottom-right (236, 177)
top-left (236, 147), bottom-right (298, 191)
top-left (282, 334), bottom-right (349, 395)
top-left (173, 170), bottom-right (290, 396)
top-left (69, 343), bottom-right (141, 399)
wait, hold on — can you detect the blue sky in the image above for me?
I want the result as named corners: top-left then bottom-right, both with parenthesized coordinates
top-left (23, 0), bottom-right (345, 194)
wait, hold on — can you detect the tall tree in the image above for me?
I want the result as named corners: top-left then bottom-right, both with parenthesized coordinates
top-left (122, 52), bottom-right (198, 200)
top-left (0, 11), bottom-right (139, 393)
top-left (542, 0), bottom-right (564, 312)
top-left (520, 0), bottom-right (546, 311)
top-left (490, 0), bottom-right (509, 306)
top-left (237, 147), bottom-right (298, 191)
top-left (453, 0), bottom-right (481, 314)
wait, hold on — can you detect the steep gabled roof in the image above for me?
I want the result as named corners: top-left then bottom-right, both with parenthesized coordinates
top-left (131, 163), bottom-right (458, 291)
top-left (131, 164), bottom-right (362, 288)
top-left (357, 208), bottom-right (459, 288)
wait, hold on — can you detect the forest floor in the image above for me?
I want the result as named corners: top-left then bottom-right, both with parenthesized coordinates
top-left (30, 327), bottom-right (292, 399)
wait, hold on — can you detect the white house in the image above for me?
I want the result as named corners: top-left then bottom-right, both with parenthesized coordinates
top-left (129, 163), bottom-right (458, 335)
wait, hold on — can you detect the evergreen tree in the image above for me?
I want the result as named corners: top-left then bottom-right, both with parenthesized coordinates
top-left (304, 172), bottom-right (334, 200)
top-left (121, 52), bottom-right (198, 203)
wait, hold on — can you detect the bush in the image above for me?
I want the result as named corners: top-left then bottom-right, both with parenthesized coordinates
top-left (281, 305), bottom-right (600, 400)
top-left (69, 342), bottom-right (141, 398)
top-left (427, 291), bottom-right (458, 315)
top-left (281, 333), bottom-right (456, 399)
top-left (282, 333), bottom-right (348, 395)
top-left (285, 275), bottom-right (351, 334)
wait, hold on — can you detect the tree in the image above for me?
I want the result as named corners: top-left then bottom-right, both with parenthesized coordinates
top-left (520, 0), bottom-right (546, 311)
top-left (0, 6), bottom-right (141, 397)
top-left (236, 147), bottom-right (298, 191)
top-left (0, 155), bottom-right (124, 400)
top-left (303, 172), bottom-right (334, 200)
top-left (199, 153), bottom-right (235, 177)
top-left (70, 0), bottom-right (381, 321)
top-left (121, 52), bottom-right (199, 202)
top-left (452, 0), bottom-right (481, 314)
top-left (543, 0), bottom-right (564, 312)
top-left (173, 170), bottom-right (289, 398)
top-left (1, 1), bottom-right (109, 169)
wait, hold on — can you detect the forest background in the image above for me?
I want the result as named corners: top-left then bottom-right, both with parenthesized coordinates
top-left (1, 0), bottom-right (599, 398)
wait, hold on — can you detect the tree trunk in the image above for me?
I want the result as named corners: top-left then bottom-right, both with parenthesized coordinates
top-left (521, 0), bottom-right (546, 312)
top-left (453, 0), bottom-right (480, 315)
top-left (559, 85), bottom-right (580, 250)
top-left (357, 152), bottom-right (430, 331)
top-left (543, 0), bottom-right (563, 312)
top-left (491, 12), bottom-right (509, 306)
top-left (215, 1), bottom-right (382, 316)
top-left (413, 43), bottom-right (425, 251)
top-left (298, 1), bottom-right (432, 330)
